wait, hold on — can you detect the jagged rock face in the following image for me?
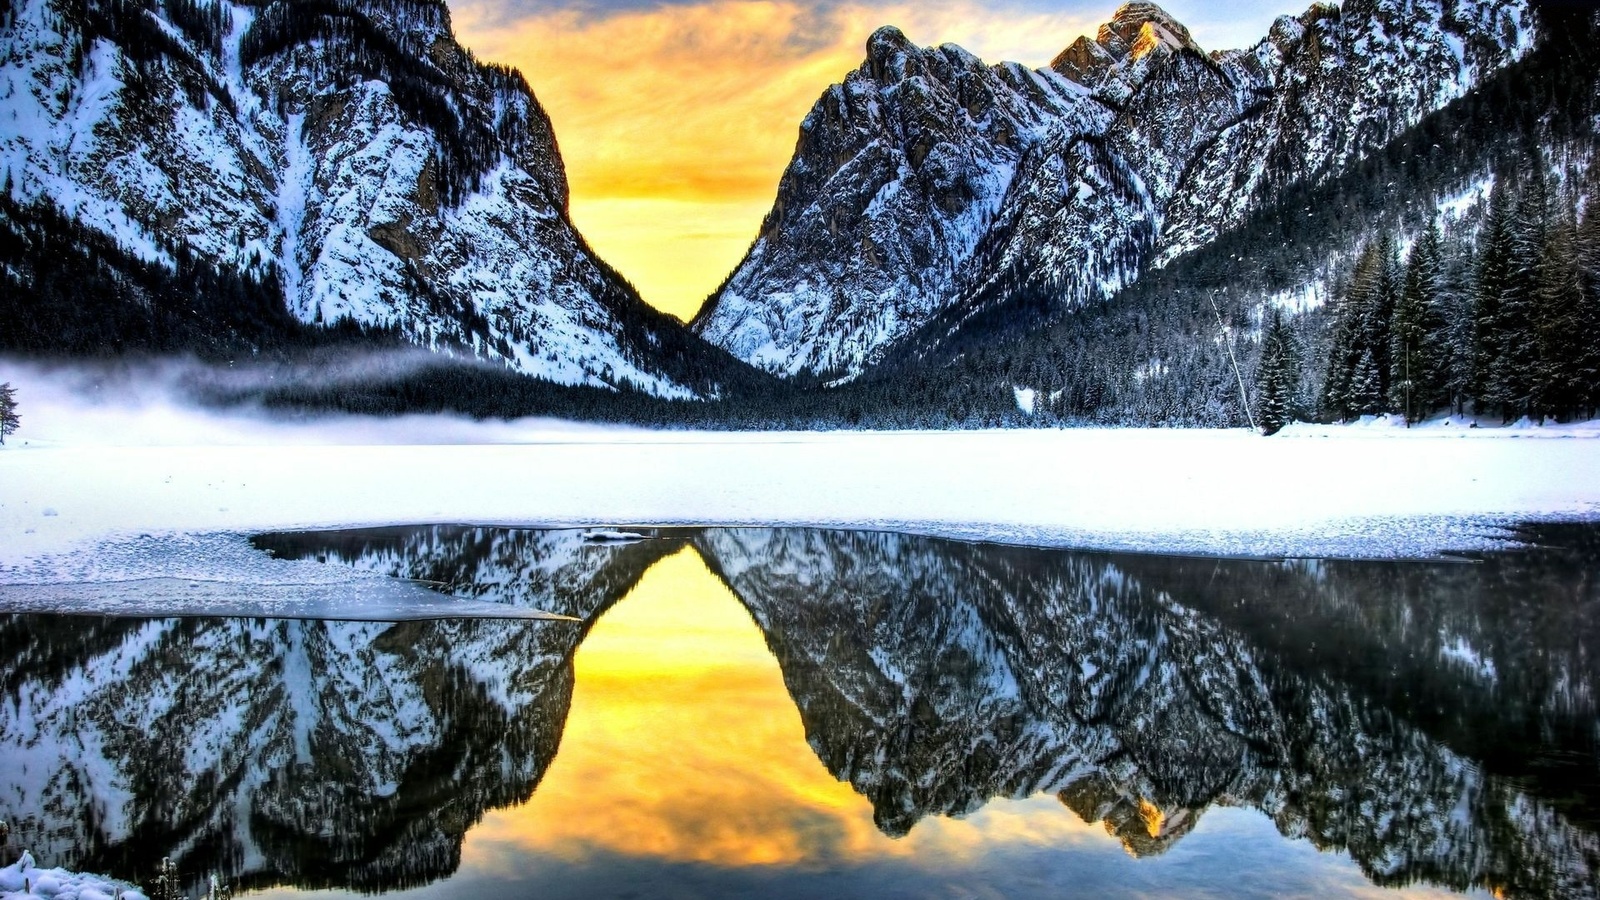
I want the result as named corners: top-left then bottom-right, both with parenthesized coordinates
top-left (0, 530), bottom-right (678, 893)
top-left (694, 0), bottom-right (1534, 380)
top-left (691, 27), bottom-right (1097, 379)
top-left (1153, 0), bottom-right (1536, 266)
top-left (694, 528), bottom-right (1600, 895)
top-left (1050, 0), bottom-right (1205, 103)
top-left (0, 0), bottom-right (697, 395)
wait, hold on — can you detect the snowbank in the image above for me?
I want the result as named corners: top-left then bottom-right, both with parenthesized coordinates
top-left (0, 852), bottom-right (146, 900)
top-left (1, 362), bottom-right (1598, 596)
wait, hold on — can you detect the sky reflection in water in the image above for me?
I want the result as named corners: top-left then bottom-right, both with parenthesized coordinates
top-left (406, 548), bottom-right (1478, 899)
top-left (12, 525), bottom-right (1596, 898)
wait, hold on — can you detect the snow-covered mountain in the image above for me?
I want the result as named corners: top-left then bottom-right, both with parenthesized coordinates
top-left (0, 529), bottom-right (680, 893)
top-left (694, 528), bottom-right (1600, 896)
top-left (4, 525), bottom-right (1597, 897)
top-left (693, 0), bottom-right (1535, 380)
top-left (0, 0), bottom-right (723, 396)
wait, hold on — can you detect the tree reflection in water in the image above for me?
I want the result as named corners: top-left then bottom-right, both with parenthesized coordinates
top-left (1, 524), bottom-right (1595, 897)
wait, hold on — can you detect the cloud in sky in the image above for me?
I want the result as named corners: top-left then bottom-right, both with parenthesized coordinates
top-left (447, 0), bottom-right (1308, 320)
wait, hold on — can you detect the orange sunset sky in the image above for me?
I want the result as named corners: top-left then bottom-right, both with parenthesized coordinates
top-left (447, 0), bottom-right (1308, 321)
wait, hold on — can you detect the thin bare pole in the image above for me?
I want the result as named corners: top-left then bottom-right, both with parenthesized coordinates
top-left (1210, 290), bottom-right (1259, 432)
top-left (1405, 339), bottom-right (1412, 428)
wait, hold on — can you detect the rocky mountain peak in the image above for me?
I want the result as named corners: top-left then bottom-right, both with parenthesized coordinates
top-left (863, 24), bottom-right (919, 82)
top-left (694, 0), bottom-right (1537, 382)
top-left (1051, 1), bottom-right (1200, 87)
top-left (1099, 2), bottom-right (1198, 56)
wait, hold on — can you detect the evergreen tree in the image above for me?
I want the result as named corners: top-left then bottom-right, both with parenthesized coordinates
top-left (1439, 222), bottom-right (1477, 415)
top-left (1534, 203), bottom-right (1586, 420)
top-left (1348, 348), bottom-right (1384, 417)
top-left (1363, 232), bottom-right (1402, 408)
top-left (0, 383), bottom-right (18, 445)
top-left (1323, 236), bottom-right (1398, 419)
top-left (1322, 295), bottom-right (1358, 420)
top-left (1575, 192), bottom-right (1600, 417)
top-left (1255, 307), bottom-right (1297, 435)
top-left (1486, 167), bottom-right (1548, 421)
top-left (1389, 223), bottom-right (1447, 423)
top-left (1473, 175), bottom-right (1517, 418)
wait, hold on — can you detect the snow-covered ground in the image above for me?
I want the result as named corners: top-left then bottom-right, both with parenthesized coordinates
top-left (1, 361), bottom-right (1598, 611)
top-left (1, 852), bottom-right (146, 900)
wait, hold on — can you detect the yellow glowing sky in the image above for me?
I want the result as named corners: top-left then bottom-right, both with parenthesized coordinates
top-left (447, 0), bottom-right (1308, 321)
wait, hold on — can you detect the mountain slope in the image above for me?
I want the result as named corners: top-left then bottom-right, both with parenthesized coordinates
top-left (853, 0), bottom-right (1600, 430)
top-left (0, 528), bottom-right (682, 894)
top-left (0, 0), bottom-right (740, 397)
top-left (693, 528), bottom-right (1600, 896)
top-left (692, 0), bottom-right (1534, 381)
top-left (691, 26), bottom-right (1096, 379)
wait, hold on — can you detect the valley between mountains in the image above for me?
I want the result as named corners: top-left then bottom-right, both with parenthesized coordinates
top-left (3, 0), bottom-right (1597, 430)
top-left (3, 6), bottom-right (1600, 895)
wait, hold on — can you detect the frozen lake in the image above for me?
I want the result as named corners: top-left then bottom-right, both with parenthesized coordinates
top-left (2, 524), bottom-right (1597, 898)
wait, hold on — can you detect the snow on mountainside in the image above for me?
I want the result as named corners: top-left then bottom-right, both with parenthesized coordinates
top-left (7, 526), bottom-right (1597, 897)
top-left (0, 531), bottom-right (677, 893)
top-left (0, 0), bottom-right (706, 396)
top-left (693, 0), bottom-right (1534, 380)
top-left (694, 528), bottom-right (1599, 894)
top-left (692, 26), bottom-right (1099, 378)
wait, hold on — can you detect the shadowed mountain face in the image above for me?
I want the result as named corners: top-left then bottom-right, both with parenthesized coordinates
top-left (3, 525), bottom-right (1597, 898)
top-left (695, 527), bottom-right (1600, 896)
top-left (0, 528), bottom-right (683, 894)
top-left (692, 0), bottom-right (1534, 380)
top-left (0, 0), bottom-right (736, 396)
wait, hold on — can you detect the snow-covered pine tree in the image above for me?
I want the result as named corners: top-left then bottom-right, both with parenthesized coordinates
top-left (1255, 307), bottom-right (1297, 435)
top-left (1535, 200), bottom-right (1589, 420)
top-left (1323, 237), bottom-right (1398, 420)
top-left (1390, 223), bottom-right (1447, 423)
top-left (1439, 220), bottom-right (1478, 415)
top-left (1575, 190), bottom-right (1600, 418)
top-left (1486, 164), bottom-right (1549, 421)
top-left (1348, 348), bottom-right (1384, 417)
top-left (1363, 233), bottom-right (1402, 409)
top-left (0, 383), bottom-right (18, 445)
top-left (1473, 174), bottom-right (1517, 419)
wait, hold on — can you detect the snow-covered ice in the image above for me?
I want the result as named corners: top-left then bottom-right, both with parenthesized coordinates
top-left (1, 361), bottom-right (1598, 612)
top-left (1, 852), bottom-right (146, 900)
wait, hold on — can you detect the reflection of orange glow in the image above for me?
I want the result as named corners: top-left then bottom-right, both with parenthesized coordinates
top-left (458, 547), bottom-right (1104, 871)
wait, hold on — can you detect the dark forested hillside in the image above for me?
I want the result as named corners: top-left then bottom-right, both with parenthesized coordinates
top-left (833, 1), bottom-right (1600, 431)
top-left (0, 195), bottom-right (362, 356)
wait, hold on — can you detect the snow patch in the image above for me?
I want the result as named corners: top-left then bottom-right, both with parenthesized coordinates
top-left (2, 359), bottom-right (1599, 584)
top-left (0, 852), bottom-right (147, 900)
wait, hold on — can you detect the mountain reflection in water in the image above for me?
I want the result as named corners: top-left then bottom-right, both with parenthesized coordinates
top-left (2, 525), bottom-right (1597, 898)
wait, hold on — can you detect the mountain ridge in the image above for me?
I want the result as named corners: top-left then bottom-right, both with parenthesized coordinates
top-left (692, 0), bottom-right (1535, 382)
top-left (0, 0), bottom-right (753, 398)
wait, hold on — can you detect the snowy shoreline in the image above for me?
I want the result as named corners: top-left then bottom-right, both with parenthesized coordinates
top-left (2, 416), bottom-right (1598, 582)
top-left (1, 852), bottom-right (147, 900)
top-left (1, 362), bottom-right (1599, 591)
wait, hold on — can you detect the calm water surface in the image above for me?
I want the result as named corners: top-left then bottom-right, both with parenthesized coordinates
top-left (3, 525), bottom-right (1599, 898)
